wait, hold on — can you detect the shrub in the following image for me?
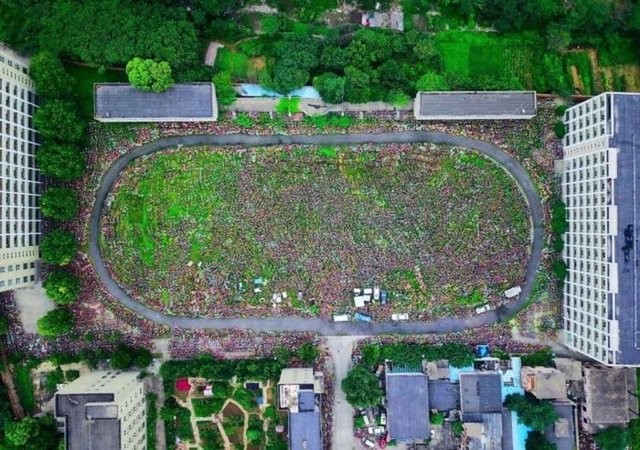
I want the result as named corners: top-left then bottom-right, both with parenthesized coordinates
top-left (296, 342), bottom-right (319, 364)
top-left (416, 72), bottom-right (449, 91)
top-left (554, 121), bottom-right (566, 139)
top-left (550, 199), bottom-right (568, 235)
top-left (430, 411), bottom-right (445, 425)
top-left (40, 230), bottom-right (78, 265)
top-left (232, 387), bottom-right (256, 410)
top-left (37, 307), bottom-right (75, 338)
top-left (36, 144), bottom-right (86, 181)
top-left (521, 348), bottom-right (554, 367)
top-left (234, 113), bottom-right (253, 128)
top-left (452, 420), bottom-right (464, 437)
top-left (552, 260), bottom-right (567, 281)
top-left (34, 100), bottom-right (86, 143)
top-left (313, 73), bottom-right (345, 104)
top-left (526, 430), bottom-right (558, 450)
top-left (552, 236), bottom-right (564, 253)
top-left (43, 269), bottom-right (81, 305)
top-left (212, 72), bottom-right (236, 107)
top-left (29, 51), bottom-right (75, 100)
top-left (40, 187), bottom-right (78, 221)
top-left (554, 104), bottom-right (568, 117)
top-left (65, 370), bottom-right (80, 382)
top-left (192, 398), bottom-right (220, 417)
top-left (595, 426), bottom-right (629, 450)
top-left (275, 97), bottom-right (300, 115)
top-left (126, 58), bottom-right (174, 93)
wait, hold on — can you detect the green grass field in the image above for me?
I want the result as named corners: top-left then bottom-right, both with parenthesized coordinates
top-left (14, 363), bottom-right (35, 414)
top-left (64, 63), bottom-right (127, 118)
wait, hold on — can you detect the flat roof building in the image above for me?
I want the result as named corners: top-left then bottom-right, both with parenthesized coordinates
top-left (277, 368), bottom-right (323, 450)
top-left (54, 371), bottom-right (146, 450)
top-left (413, 91), bottom-right (536, 120)
top-left (459, 372), bottom-right (503, 422)
top-left (94, 82), bottom-right (218, 122)
top-left (385, 364), bottom-right (430, 442)
top-left (545, 401), bottom-right (579, 450)
top-left (581, 365), bottom-right (636, 433)
top-left (561, 92), bottom-right (640, 365)
top-left (0, 44), bottom-right (41, 292)
top-left (521, 366), bottom-right (567, 400)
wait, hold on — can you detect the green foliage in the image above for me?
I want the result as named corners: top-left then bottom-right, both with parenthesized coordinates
top-left (551, 260), bottom-right (567, 281)
top-left (162, 396), bottom-right (194, 443)
top-left (276, 97), bottom-right (301, 115)
top-left (29, 51), bottom-right (75, 100)
top-left (304, 114), bottom-right (353, 129)
top-left (110, 344), bottom-right (153, 370)
top-left (146, 393), bottom-right (158, 450)
top-left (551, 236), bottom-right (564, 253)
top-left (629, 418), bottom-right (640, 450)
top-left (359, 342), bottom-right (475, 368)
top-left (550, 199), bottom-right (568, 234)
top-left (212, 71), bottom-right (236, 107)
top-left (595, 426), bottom-right (630, 450)
top-left (526, 430), bottom-right (557, 450)
top-left (232, 387), bottom-right (256, 410)
top-left (564, 52), bottom-right (594, 95)
top-left (45, 366), bottom-right (65, 393)
top-left (37, 307), bottom-right (75, 338)
top-left (192, 398), bottom-right (221, 417)
top-left (504, 393), bottom-right (559, 431)
top-left (4, 416), bottom-right (60, 449)
top-left (520, 348), bottom-right (554, 367)
top-left (341, 365), bottom-right (383, 408)
top-left (416, 72), bottom-right (449, 91)
top-left (430, 411), bottom-right (445, 425)
top-left (36, 144), bottom-right (86, 181)
top-left (313, 73), bottom-right (345, 104)
top-left (246, 427), bottom-right (262, 444)
top-left (452, 420), bottom-right (464, 437)
top-left (0, 317), bottom-right (8, 335)
top-left (34, 100), bottom-right (86, 144)
top-left (65, 369), bottom-right (80, 382)
top-left (388, 90), bottom-right (411, 107)
top-left (274, 346), bottom-right (292, 366)
top-left (126, 58), bottom-right (174, 93)
top-left (267, 35), bottom-right (320, 93)
top-left (43, 269), bottom-right (81, 305)
top-left (234, 113), bottom-right (253, 128)
top-left (216, 49), bottom-right (250, 80)
top-left (14, 362), bottom-right (36, 413)
top-left (554, 104), bottom-right (568, 117)
top-left (296, 342), bottom-right (319, 364)
top-left (554, 121), bottom-right (566, 139)
top-left (41, 187), bottom-right (78, 221)
top-left (40, 230), bottom-right (78, 266)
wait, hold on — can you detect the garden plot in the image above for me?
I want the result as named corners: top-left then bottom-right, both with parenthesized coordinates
top-left (103, 144), bottom-right (530, 320)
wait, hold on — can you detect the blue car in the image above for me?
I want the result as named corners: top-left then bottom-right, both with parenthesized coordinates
top-left (354, 312), bottom-right (373, 323)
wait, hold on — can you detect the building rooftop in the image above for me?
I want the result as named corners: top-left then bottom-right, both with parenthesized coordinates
top-left (55, 393), bottom-right (120, 450)
top-left (428, 379), bottom-right (460, 411)
top-left (545, 401), bottom-right (577, 450)
top-left (94, 82), bottom-right (217, 122)
top-left (289, 410), bottom-right (322, 450)
top-left (413, 91), bottom-right (536, 120)
top-left (521, 367), bottom-right (567, 400)
top-left (385, 371), bottom-right (430, 441)
top-left (609, 93), bottom-right (640, 364)
top-left (553, 358), bottom-right (583, 382)
top-left (459, 372), bottom-right (503, 422)
top-left (583, 366), bottom-right (633, 432)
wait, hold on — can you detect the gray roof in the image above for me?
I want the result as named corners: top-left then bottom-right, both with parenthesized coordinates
top-left (459, 373), bottom-right (503, 422)
top-left (610, 93), bottom-right (640, 365)
top-left (289, 410), bottom-right (322, 450)
top-left (385, 372), bottom-right (430, 441)
top-left (94, 82), bottom-right (217, 122)
top-left (545, 402), bottom-right (577, 450)
top-left (55, 393), bottom-right (120, 450)
top-left (583, 366), bottom-right (631, 429)
top-left (501, 408), bottom-right (514, 450)
top-left (298, 390), bottom-right (315, 412)
top-left (428, 379), bottom-right (460, 411)
top-left (414, 91), bottom-right (536, 120)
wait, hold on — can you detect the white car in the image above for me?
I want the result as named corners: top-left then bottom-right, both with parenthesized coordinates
top-left (379, 412), bottom-right (387, 426)
top-left (475, 304), bottom-right (492, 314)
top-left (362, 437), bottom-right (376, 448)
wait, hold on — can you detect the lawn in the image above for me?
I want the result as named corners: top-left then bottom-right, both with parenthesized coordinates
top-left (13, 363), bottom-right (36, 414)
top-left (64, 63), bottom-right (127, 118)
top-left (103, 144), bottom-right (530, 319)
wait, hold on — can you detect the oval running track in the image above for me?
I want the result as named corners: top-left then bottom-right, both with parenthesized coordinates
top-left (89, 131), bottom-right (544, 335)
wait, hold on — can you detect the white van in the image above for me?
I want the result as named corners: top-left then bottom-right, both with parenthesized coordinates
top-left (333, 314), bottom-right (350, 322)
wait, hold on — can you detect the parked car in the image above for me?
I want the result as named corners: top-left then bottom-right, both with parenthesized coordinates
top-left (354, 312), bottom-right (373, 323)
top-left (361, 410), bottom-right (371, 426)
top-left (362, 437), bottom-right (376, 448)
top-left (379, 412), bottom-right (387, 426)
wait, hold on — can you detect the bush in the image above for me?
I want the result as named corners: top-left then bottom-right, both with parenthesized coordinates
top-left (552, 236), bottom-right (564, 253)
top-left (234, 113), bottom-right (253, 128)
top-left (40, 229), bottom-right (78, 265)
top-left (192, 398), bottom-right (221, 417)
top-left (521, 348), bottom-right (554, 367)
top-left (275, 97), bottom-right (300, 115)
top-left (40, 187), bottom-right (78, 221)
top-left (342, 365), bottom-right (383, 408)
top-left (554, 104), bottom-right (568, 117)
top-left (416, 72), bottom-right (449, 91)
top-left (212, 72), bottom-right (236, 107)
top-left (452, 420), bottom-right (464, 437)
top-left (554, 121), bottom-right (566, 139)
top-left (126, 57), bottom-right (174, 93)
top-left (232, 387), bottom-right (256, 410)
top-left (36, 144), bottom-right (86, 181)
top-left (551, 260), bottom-right (567, 281)
top-left (43, 269), bottom-right (81, 305)
top-left (430, 411), bottom-right (445, 425)
top-left (65, 370), bottom-right (80, 382)
top-left (34, 100), bottom-right (86, 143)
top-left (550, 199), bottom-right (568, 235)
top-left (296, 342), bottom-right (319, 365)
top-left (110, 344), bottom-right (153, 370)
top-left (147, 393), bottom-right (158, 450)
top-left (595, 426), bottom-right (629, 450)
top-left (313, 73), bottom-right (345, 104)
top-left (29, 51), bottom-right (75, 100)
top-left (37, 307), bottom-right (75, 338)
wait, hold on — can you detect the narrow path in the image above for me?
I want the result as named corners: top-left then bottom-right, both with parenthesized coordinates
top-left (88, 131), bottom-right (544, 335)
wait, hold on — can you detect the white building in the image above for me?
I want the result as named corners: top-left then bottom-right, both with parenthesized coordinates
top-left (561, 92), bottom-right (640, 365)
top-left (0, 44), bottom-right (40, 292)
top-left (55, 371), bottom-right (146, 450)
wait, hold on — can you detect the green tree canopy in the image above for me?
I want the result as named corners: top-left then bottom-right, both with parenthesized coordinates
top-left (313, 73), bottom-right (345, 104)
top-left (126, 57), bottom-right (174, 93)
top-left (40, 187), bottom-right (78, 221)
top-left (504, 393), bottom-right (559, 431)
top-left (594, 426), bottom-right (630, 450)
top-left (416, 72), bottom-right (449, 92)
top-left (33, 100), bottom-right (86, 143)
top-left (36, 308), bottom-right (75, 338)
top-left (341, 365), bottom-right (383, 408)
top-left (526, 431), bottom-right (557, 450)
top-left (4, 416), bottom-right (59, 448)
top-left (212, 71), bottom-right (236, 107)
top-left (296, 343), bottom-right (319, 365)
top-left (29, 51), bottom-right (75, 100)
top-left (40, 229), bottom-right (78, 266)
top-left (36, 144), bottom-right (86, 181)
top-left (43, 269), bottom-right (81, 305)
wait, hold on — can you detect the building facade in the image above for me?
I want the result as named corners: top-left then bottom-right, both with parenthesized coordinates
top-left (0, 44), bottom-right (40, 292)
top-left (55, 371), bottom-right (146, 450)
top-left (561, 92), bottom-right (640, 365)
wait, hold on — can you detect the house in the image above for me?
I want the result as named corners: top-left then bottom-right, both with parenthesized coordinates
top-left (94, 82), bottom-right (218, 122)
top-left (581, 365), bottom-right (636, 433)
top-left (54, 371), bottom-right (146, 450)
top-left (546, 400), bottom-right (579, 450)
top-left (413, 91), bottom-right (537, 120)
top-left (464, 413), bottom-right (503, 450)
top-left (384, 363), bottom-right (430, 442)
top-left (521, 366), bottom-right (567, 400)
top-left (277, 368), bottom-right (323, 450)
top-left (459, 372), bottom-right (503, 422)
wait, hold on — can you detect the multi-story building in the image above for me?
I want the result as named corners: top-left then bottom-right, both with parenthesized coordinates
top-left (0, 44), bottom-right (40, 292)
top-left (561, 92), bottom-right (640, 365)
top-left (55, 371), bottom-right (146, 450)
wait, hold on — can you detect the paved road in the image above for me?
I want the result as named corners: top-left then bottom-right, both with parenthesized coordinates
top-left (88, 131), bottom-right (544, 335)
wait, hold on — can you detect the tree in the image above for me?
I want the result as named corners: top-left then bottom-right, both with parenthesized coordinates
top-left (37, 308), bottom-right (75, 338)
top-left (552, 260), bottom-right (567, 280)
top-left (246, 427), bottom-right (262, 444)
top-left (212, 71), bottom-right (236, 107)
top-left (126, 57), bottom-right (174, 93)
top-left (36, 144), bottom-right (86, 181)
top-left (313, 73), bottom-right (345, 104)
top-left (504, 393), bottom-right (559, 431)
top-left (546, 24), bottom-right (572, 52)
top-left (416, 72), bottom-right (449, 92)
top-left (40, 187), bottom-right (78, 221)
top-left (271, 61), bottom-right (309, 93)
top-left (526, 431), bottom-right (557, 450)
top-left (43, 269), bottom-right (81, 305)
top-left (296, 343), bottom-right (319, 365)
top-left (341, 365), bottom-right (383, 408)
top-left (320, 46), bottom-right (350, 72)
top-left (34, 100), bottom-right (86, 143)
top-left (40, 229), bottom-right (78, 266)
top-left (29, 51), bottom-right (74, 100)
top-left (594, 426), bottom-right (629, 450)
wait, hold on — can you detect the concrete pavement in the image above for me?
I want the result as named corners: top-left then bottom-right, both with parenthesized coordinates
top-left (88, 131), bottom-right (545, 334)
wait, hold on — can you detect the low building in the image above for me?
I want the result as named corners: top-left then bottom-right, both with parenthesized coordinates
top-left (94, 82), bottom-right (218, 122)
top-left (464, 413), bottom-right (503, 450)
top-left (384, 363), bottom-right (430, 442)
top-left (54, 371), bottom-right (146, 450)
top-left (582, 365), bottom-right (636, 433)
top-left (459, 372), bottom-right (503, 422)
top-left (521, 366), bottom-right (567, 400)
top-left (413, 91), bottom-right (537, 120)
top-left (277, 368), bottom-right (323, 450)
top-left (546, 400), bottom-right (579, 450)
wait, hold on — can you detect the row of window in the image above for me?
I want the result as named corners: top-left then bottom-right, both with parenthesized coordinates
top-left (0, 274), bottom-right (36, 288)
top-left (3, 139), bottom-right (39, 154)
top-left (1, 234), bottom-right (40, 248)
top-left (565, 332), bottom-right (610, 362)
top-left (2, 124), bottom-right (37, 142)
top-left (0, 262), bottom-right (35, 273)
